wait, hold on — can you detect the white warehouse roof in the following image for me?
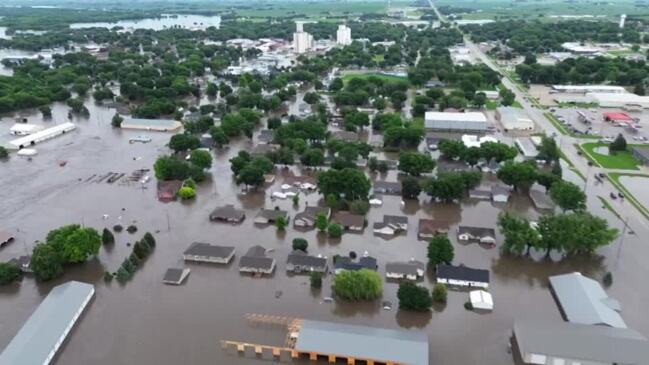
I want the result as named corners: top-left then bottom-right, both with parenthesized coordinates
top-left (0, 281), bottom-right (95, 365)
top-left (552, 85), bottom-right (626, 93)
top-left (587, 92), bottom-right (649, 108)
top-left (425, 112), bottom-right (487, 132)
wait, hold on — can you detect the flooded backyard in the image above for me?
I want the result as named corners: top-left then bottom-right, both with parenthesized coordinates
top-left (1, 97), bottom-right (649, 365)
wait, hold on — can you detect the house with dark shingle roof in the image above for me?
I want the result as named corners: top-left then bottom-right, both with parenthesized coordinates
top-left (372, 181), bottom-right (402, 195)
top-left (286, 250), bottom-right (328, 273)
top-left (458, 226), bottom-right (496, 245)
top-left (436, 264), bottom-right (490, 288)
top-left (209, 204), bottom-right (246, 223)
top-left (373, 215), bottom-right (408, 236)
top-left (385, 260), bottom-right (425, 280)
top-left (417, 219), bottom-right (450, 240)
top-left (183, 242), bottom-right (235, 264)
top-left (254, 209), bottom-right (289, 224)
top-left (294, 206), bottom-right (331, 228)
top-left (239, 245), bottom-right (276, 275)
top-left (334, 255), bottom-right (377, 274)
top-left (333, 211), bottom-right (365, 232)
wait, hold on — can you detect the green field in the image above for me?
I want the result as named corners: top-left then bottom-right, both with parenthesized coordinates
top-left (579, 142), bottom-right (641, 170)
top-left (233, 0), bottom-right (411, 19)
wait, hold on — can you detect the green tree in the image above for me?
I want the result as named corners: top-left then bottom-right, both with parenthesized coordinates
top-left (317, 168), bottom-right (371, 201)
top-left (189, 149), bottom-right (213, 170)
top-left (102, 228), bottom-right (115, 245)
top-left (237, 165), bottom-right (265, 188)
top-left (537, 211), bottom-right (618, 255)
top-left (499, 88), bottom-right (516, 106)
top-left (333, 269), bottom-right (383, 301)
top-left (609, 134), bottom-right (627, 154)
top-left (275, 216), bottom-right (288, 231)
top-left (0, 146), bottom-right (8, 159)
top-left (427, 234), bottom-right (454, 266)
top-left (143, 232), bottom-right (156, 247)
top-left (398, 152), bottom-right (435, 176)
top-left (169, 134), bottom-right (200, 153)
top-left (206, 82), bottom-right (218, 97)
top-left (303, 92), bottom-right (320, 105)
top-left (46, 225), bottom-right (101, 263)
top-left (315, 213), bottom-right (328, 232)
top-left (310, 272), bottom-right (322, 288)
top-left (327, 223), bottom-right (343, 238)
top-left (115, 266), bottom-right (131, 283)
top-left (0, 262), bottom-right (22, 285)
top-left (497, 212), bottom-right (540, 255)
top-left (39, 105), bottom-right (52, 118)
top-left (397, 282), bottom-right (433, 311)
top-left (209, 126), bottom-right (229, 147)
top-left (31, 243), bottom-right (63, 282)
top-left (549, 180), bottom-right (586, 211)
top-left (438, 139), bottom-right (467, 160)
top-left (432, 283), bottom-right (448, 303)
top-left (292, 238), bottom-right (308, 252)
top-left (497, 161), bottom-right (537, 191)
top-left (154, 155), bottom-right (190, 181)
top-left (401, 176), bottom-right (422, 199)
top-left (111, 113), bottom-right (124, 128)
top-left (536, 136), bottom-right (560, 162)
top-left (178, 186), bottom-right (196, 199)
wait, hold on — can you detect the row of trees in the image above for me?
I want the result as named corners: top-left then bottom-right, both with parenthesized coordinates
top-left (110, 232), bottom-right (156, 283)
top-left (438, 139), bottom-right (518, 165)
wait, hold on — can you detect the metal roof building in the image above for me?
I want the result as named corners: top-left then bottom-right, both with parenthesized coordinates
top-left (515, 138), bottom-right (539, 160)
top-left (549, 272), bottom-right (626, 328)
top-left (586, 92), bottom-right (649, 109)
top-left (0, 281), bottom-right (95, 365)
top-left (513, 320), bottom-right (649, 365)
top-left (424, 112), bottom-right (488, 132)
top-left (294, 320), bottom-right (428, 365)
top-left (496, 107), bottom-right (534, 131)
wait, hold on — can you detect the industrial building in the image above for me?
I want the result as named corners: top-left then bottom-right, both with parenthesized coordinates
top-left (513, 320), bottom-right (649, 365)
top-left (121, 118), bottom-right (182, 132)
top-left (515, 138), bottom-right (540, 160)
top-left (549, 272), bottom-right (627, 328)
top-left (9, 124), bottom-right (42, 136)
top-left (7, 122), bottom-right (76, 150)
top-left (551, 85), bottom-right (626, 94)
top-left (496, 107), bottom-right (535, 131)
top-left (586, 92), bottom-right (649, 109)
top-left (424, 111), bottom-right (488, 132)
top-left (293, 22), bottom-right (313, 54)
top-left (336, 24), bottom-right (352, 46)
top-left (0, 281), bottom-right (94, 365)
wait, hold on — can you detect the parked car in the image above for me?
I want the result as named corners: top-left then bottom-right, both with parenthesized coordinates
top-left (610, 192), bottom-right (617, 199)
top-left (618, 192), bottom-right (624, 198)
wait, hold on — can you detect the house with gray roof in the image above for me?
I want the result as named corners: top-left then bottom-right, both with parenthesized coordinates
top-left (254, 209), bottom-right (289, 224)
top-left (257, 129), bottom-right (274, 144)
top-left (385, 260), bottom-right (425, 280)
top-left (458, 226), bottom-right (497, 245)
top-left (436, 264), bottom-right (490, 288)
top-left (333, 211), bottom-right (365, 232)
top-left (183, 242), bottom-right (235, 264)
top-left (469, 188), bottom-right (491, 200)
top-left (294, 320), bottom-right (428, 365)
top-left (513, 320), bottom-right (649, 365)
top-left (0, 281), bottom-right (94, 365)
top-left (239, 245), bottom-right (276, 275)
top-left (530, 188), bottom-right (556, 211)
top-left (331, 130), bottom-right (359, 142)
top-left (549, 272), bottom-right (627, 328)
top-left (294, 206), bottom-right (331, 228)
top-left (163, 268), bottom-right (190, 285)
top-left (491, 184), bottom-right (511, 203)
top-left (286, 250), bottom-right (328, 273)
top-left (334, 255), bottom-right (377, 274)
top-left (373, 215), bottom-right (408, 236)
top-left (209, 204), bottom-right (245, 223)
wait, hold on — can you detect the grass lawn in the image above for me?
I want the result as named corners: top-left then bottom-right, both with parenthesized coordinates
top-left (511, 101), bottom-right (523, 108)
top-left (579, 142), bottom-right (640, 170)
top-left (233, 1), bottom-right (398, 18)
top-left (372, 54), bottom-right (385, 63)
top-left (608, 173), bottom-right (649, 220)
top-left (485, 100), bottom-right (497, 110)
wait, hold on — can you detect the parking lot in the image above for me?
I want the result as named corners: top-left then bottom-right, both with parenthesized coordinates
top-left (550, 107), bottom-right (649, 143)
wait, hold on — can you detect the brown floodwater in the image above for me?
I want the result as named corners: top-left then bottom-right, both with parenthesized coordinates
top-left (1, 98), bottom-right (649, 365)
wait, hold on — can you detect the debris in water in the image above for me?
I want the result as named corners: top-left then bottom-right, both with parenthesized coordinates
top-left (275, 290), bottom-right (282, 298)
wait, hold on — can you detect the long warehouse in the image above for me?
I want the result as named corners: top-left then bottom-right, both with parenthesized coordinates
top-left (7, 122), bottom-right (76, 150)
top-left (424, 111), bottom-right (488, 132)
top-left (0, 281), bottom-right (95, 365)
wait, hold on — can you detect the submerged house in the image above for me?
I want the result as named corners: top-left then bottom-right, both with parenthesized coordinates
top-left (373, 215), bottom-right (408, 236)
top-left (294, 206), bottom-right (331, 228)
top-left (491, 185), bottom-right (511, 203)
top-left (334, 255), bottom-right (378, 274)
top-left (239, 245), bottom-right (276, 275)
top-left (457, 226), bottom-right (497, 245)
top-left (286, 250), bottom-right (328, 273)
top-left (417, 219), bottom-right (450, 240)
top-left (254, 209), bottom-right (289, 224)
top-left (157, 180), bottom-right (183, 201)
top-left (372, 181), bottom-right (402, 195)
top-left (385, 260), bottom-right (425, 280)
top-left (209, 204), bottom-right (246, 223)
top-left (162, 268), bottom-right (191, 285)
top-left (332, 211), bottom-right (365, 232)
top-left (436, 264), bottom-right (490, 288)
top-left (183, 242), bottom-right (235, 264)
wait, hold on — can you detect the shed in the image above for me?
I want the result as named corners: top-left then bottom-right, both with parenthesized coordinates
top-left (469, 290), bottom-right (494, 311)
top-left (162, 268), bottom-right (190, 285)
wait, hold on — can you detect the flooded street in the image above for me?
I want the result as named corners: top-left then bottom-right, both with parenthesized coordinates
top-left (1, 98), bottom-right (649, 365)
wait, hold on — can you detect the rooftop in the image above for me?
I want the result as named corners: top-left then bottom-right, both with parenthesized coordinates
top-left (333, 211), bottom-right (365, 228)
top-left (209, 204), bottom-right (245, 221)
top-left (294, 320), bottom-right (428, 365)
top-left (425, 111), bottom-right (487, 122)
top-left (437, 264), bottom-right (490, 283)
top-left (183, 242), bottom-right (235, 259)
top-left (549, 272), bottom-right (626, 328)
top-left (514, 320), bottom-right (649, 365)
top-left (418, 219), bottom-right (450, 234)
top-left (0, 281), bottom-right (94, 365)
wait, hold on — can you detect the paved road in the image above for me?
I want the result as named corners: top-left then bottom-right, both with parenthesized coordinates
top-left (427, 0), bottom-right (649, 232)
